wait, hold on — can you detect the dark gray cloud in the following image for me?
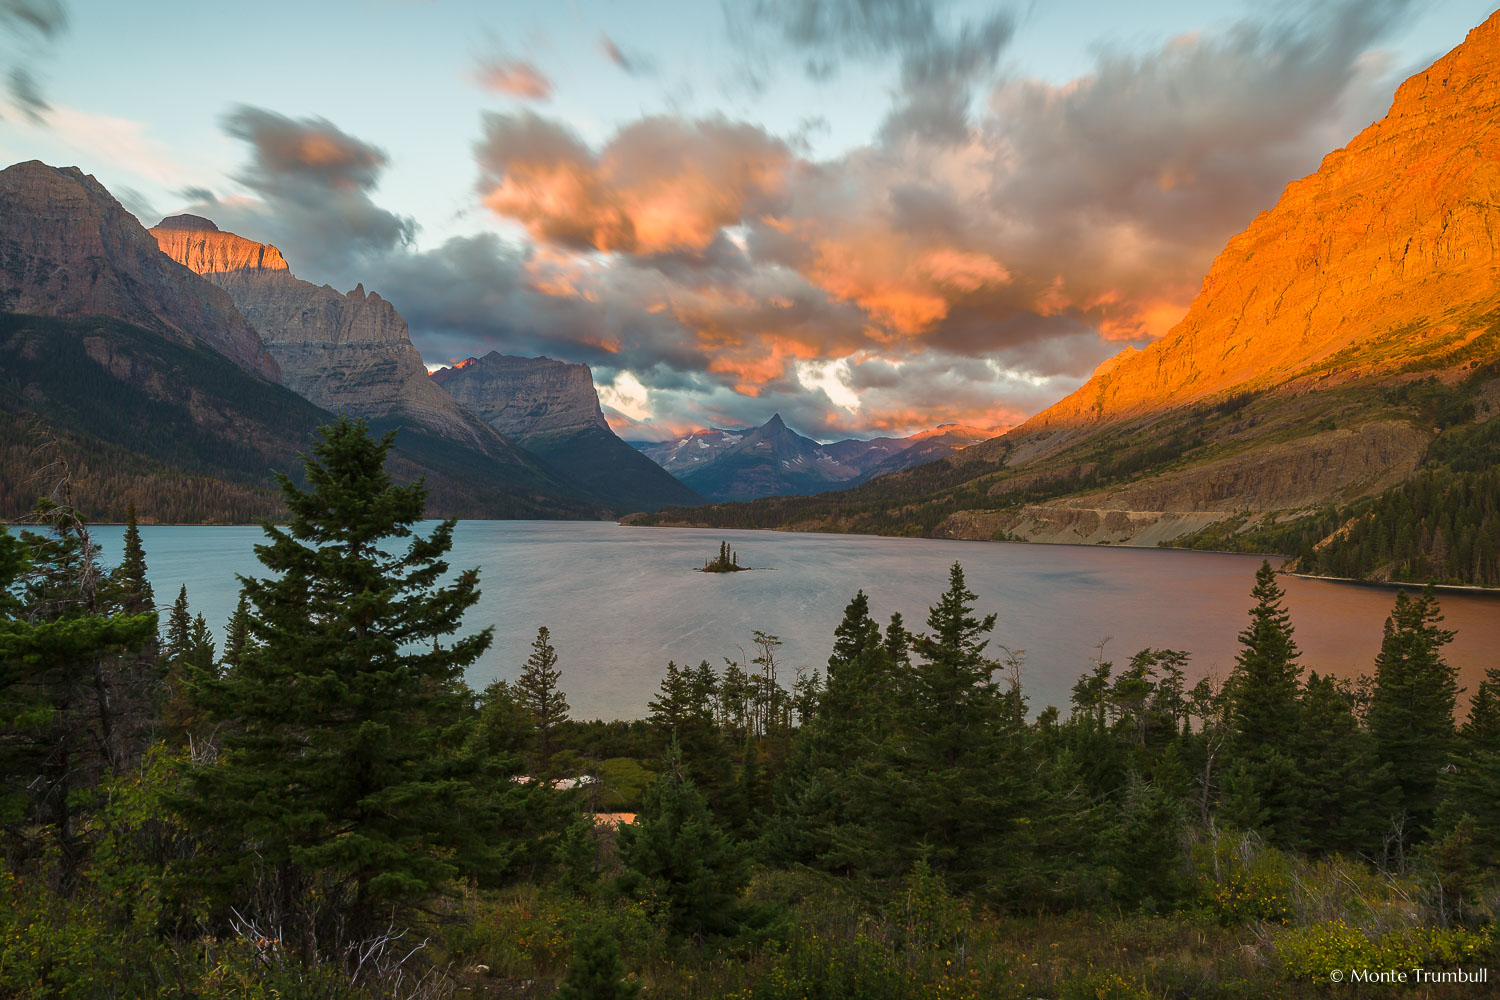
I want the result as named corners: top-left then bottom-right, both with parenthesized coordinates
top-left (741, 0), bottom-right (1016, 143)
top-left (1, 0), bottom-right (67, 122)
top-left (182, 106), bottom-right (415, 284)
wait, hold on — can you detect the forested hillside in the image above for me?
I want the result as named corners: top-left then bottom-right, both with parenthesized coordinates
top-left (0, 312), bottom-right (603, 522)
top-left (4, 419), bottom-right (1497, 998)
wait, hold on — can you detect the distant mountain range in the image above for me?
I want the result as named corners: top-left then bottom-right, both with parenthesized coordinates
top-left (628, 14), bottom-right (1500, 587)
top-left (632, 415), bottom-right (989, 502)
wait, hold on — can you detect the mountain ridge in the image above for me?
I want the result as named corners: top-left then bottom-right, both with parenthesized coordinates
top-left (625, 12), bottom-right (1500, 586)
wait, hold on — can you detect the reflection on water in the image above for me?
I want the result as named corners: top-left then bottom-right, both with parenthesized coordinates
top-left (83, 521), bottom-right (1500, 720)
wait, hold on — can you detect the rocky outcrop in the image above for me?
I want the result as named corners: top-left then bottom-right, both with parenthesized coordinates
top-left (432, 352), bottom-right (703, 512)
top-left (149, 216), bottom-right (511, 456)
top-left (432, 352), bottom-right (610, 437)
top-left (0, 162), bottom-right (280, 380)
top-left (1023, 10), bottom-right (1500, 435)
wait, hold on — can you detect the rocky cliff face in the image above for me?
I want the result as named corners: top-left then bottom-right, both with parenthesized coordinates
top-left (151, 215), bottom-right (289, 274)
top-left (150, 216), bottom-right (508, 455)
top-left (431, 352), bottom-right (610, 437)
top-left (432, 352), bottom-right (704, 512)
top-left (0, 162), bottom-right (280, 380)
top-left (1023, 10), bottom-right (1500, 437)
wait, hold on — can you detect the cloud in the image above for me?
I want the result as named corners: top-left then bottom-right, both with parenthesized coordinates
top-left (475, 111), bottom-right (792, 255)
top-left (179, 106), bottom-right (415, 283)
top-left (181, 2), bottom-right (1419, 441)
top-left (1, 0), bottom-right (67, 122)
top-left (740, 0), bottom-right (1016, 143)
top-left (474, 56), bottom-right (552, 99)
top-left (600, 34), bottom-right (655, 76)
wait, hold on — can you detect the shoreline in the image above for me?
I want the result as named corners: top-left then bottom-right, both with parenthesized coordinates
top-left (12, 516), bottom-right (1499, 595)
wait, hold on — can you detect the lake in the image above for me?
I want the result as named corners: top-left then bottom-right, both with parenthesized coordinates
top-left (82, 520), bottom-right (1500, 720)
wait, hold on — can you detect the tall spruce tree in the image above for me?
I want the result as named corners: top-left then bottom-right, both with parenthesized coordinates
top-left (181, 419), bottom-right (505, 958)
top-left (111, 501), bottom-right (154, 616)
top-left (1223, 561), bottom-right (1305, 844)
top-left (163, 584), bottom-right (191, 663)
top-left (517, 625), bottom-right (569, 773)
top-left (1369, 587), bottom-right (1458, 840)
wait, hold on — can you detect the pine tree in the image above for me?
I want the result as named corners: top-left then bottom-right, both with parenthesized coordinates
top-left (181, 419), bottom-right (505, 957)
top-left (111, 501), bottom-right (154, 615)
top-left (1369, 587), bottom-right (1458, 839)
top-left (1228, 561), bottom-right (1303, 752)
top-left (220, 594), bottom-right (253, 671)
top-left (616, 743), bottom-right (747, 939)
top-left (1223, 561), bottom-right (1306, 845)
top-left (163, 584), bottom-right (191, 663)
top-left (0, 502), bottom-right (155, 888)
top-left (517, 625), bottom-right (569, 773)
top-left (1291, 672), bottom-right (1386, 854)
top-left (554, 923), bottom-right (640, 1000)
top-left (840, 564), bottom-right (1052, 896)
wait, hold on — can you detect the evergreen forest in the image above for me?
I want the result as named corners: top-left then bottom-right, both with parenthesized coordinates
top-left (4, 418), bottom-right (1499, 999)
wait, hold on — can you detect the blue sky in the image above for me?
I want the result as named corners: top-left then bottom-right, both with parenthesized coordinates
top-left (2, 0), bottom-right (1496, 439)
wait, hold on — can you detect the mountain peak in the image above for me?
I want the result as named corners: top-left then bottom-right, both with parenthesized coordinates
top-left (764, 413), bottom-right (786, 429)
top-left (149, 219), bottom-right (288, 275)
top-left (154, 214), bottom-right (219, 232)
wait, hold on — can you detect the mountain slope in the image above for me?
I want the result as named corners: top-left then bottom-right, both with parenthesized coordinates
top-left (0, 164), bottom-right (602, 521)
top-left (431, 352), bottom-right (703, 513)
top-left (0, 312), bottom-right (605, 521)
top-left (150, 215), bottom-right (520, 458)
top-left (0, 162), bottom-right (280, 379)
top-left (627, 11), bottom-right (1500, 584)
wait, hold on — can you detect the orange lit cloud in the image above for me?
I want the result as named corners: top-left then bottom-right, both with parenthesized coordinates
top-left (477, 112), bottom-right (791, 255)
top-left (475, 58), bottom-right (552, 100)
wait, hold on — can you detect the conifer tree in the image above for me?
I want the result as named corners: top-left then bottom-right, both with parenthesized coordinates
top-left (554, 923), bottom-right (640, 1000)
top-left (181, 419), bottom-right (505, 957)
top-left (163, 584), bottom-right (191, 663)
top-left (1228, 562), bottom-right (1303, 751)
top-left (517, 625), bottom-right (569, 773)
top-left (841, 564), bottom-right (1051, 895)
top-left (1223, 562), bottom-right (1305, 844)
top-left (1292, 672), bottom-right (1385, 854)
top-left (1369, 587), bottom-right (1458, 838)
top-left (0, 502), bottom-right (155, 887)
top-left (617, 743), bottom-right (747, 938)
top-left (111, 501), bottom-right (153, 615)
top-left (1436, 669), bottom-right (1500, 863)
top-left (220, 594), bottom-right (253, 671)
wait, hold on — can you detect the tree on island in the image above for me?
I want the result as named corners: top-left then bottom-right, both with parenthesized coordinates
top-left (702, 540), bottom-right (747, 573)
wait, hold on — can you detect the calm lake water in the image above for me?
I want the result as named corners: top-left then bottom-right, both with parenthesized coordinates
top-left (82, 521), bottom-right (1500, 720)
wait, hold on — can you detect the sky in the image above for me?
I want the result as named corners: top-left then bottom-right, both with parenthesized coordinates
top-left (1, 0), bottom-right (1497, 441)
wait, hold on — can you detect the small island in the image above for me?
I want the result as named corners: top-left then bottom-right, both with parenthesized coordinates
top-left (701, 540), bottom-right (749, 572)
